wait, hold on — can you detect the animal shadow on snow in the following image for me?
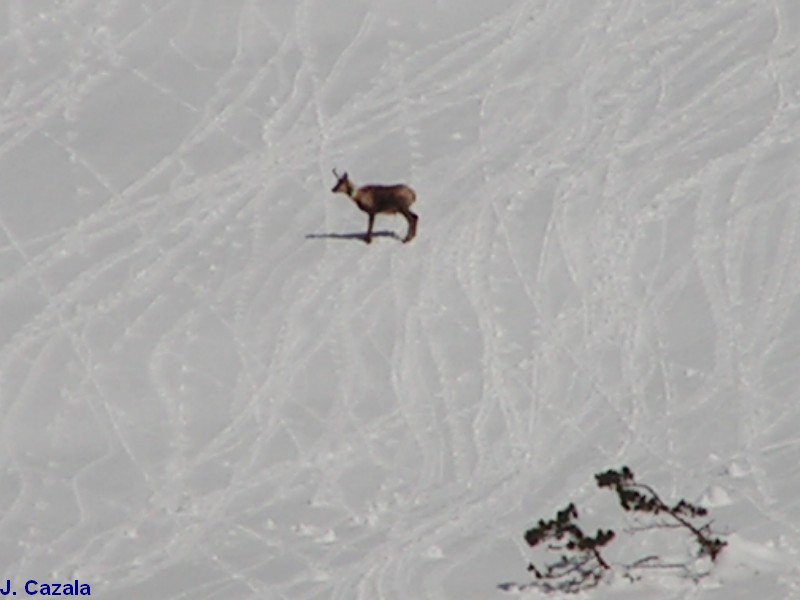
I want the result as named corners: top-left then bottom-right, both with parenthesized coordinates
top-left (305, 230), bottom-right (400, 243)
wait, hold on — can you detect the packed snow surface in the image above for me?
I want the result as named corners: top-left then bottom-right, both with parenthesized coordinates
top-left (2, 1), bottom-right (800, 598)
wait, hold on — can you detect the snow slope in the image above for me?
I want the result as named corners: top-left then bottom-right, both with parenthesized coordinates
top-left (1, 1), bottom-right (799, 598)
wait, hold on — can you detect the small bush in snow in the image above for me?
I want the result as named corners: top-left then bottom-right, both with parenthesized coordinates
top-left (523, 503), bottom-right (615, 593)
top-left (595, 466), bottom-right (726, 561)
top-left (506, 466), bottom-right (726, 594)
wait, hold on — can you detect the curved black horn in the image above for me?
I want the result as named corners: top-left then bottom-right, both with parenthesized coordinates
top-left (332, 168), bottom-right (341, 179)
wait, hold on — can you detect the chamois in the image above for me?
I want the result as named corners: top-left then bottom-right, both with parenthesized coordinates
top-left (331, 169), bottom-right (418, 244)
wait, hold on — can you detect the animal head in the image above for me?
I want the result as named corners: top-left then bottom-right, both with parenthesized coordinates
top-left (331, 168), bottom-right (352, 195)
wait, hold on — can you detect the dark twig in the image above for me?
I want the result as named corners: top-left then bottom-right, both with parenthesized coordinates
top-left (523, 503), bottom-right (615, 593)
top-left (595, 467), bottom-right (726, 560)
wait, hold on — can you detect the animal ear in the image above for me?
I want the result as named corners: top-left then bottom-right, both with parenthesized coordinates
top-left (343, 172), bottom-right (348, 179)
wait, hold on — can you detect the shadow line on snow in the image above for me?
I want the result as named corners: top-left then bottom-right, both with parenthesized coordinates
top-left (305, 230), bottom-right (401, 243)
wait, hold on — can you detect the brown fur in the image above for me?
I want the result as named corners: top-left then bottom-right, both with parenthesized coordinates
top-left (331, 171), bottom-right (418, 244)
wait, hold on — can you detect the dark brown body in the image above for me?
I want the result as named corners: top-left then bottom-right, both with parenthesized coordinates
top-left (331, 171), bottom-right (418, 243)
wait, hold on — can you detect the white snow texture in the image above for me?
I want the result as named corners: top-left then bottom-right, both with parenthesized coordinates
top-left (1, 1), bottom-right (799, 599)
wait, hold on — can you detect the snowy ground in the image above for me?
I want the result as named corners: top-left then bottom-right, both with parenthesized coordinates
top-left (1, 1), bottom-right (800, 598)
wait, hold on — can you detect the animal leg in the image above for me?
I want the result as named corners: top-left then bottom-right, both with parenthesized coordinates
top-left (365, 213), bottom-right (375, 244)
top-left (401, 209), bottom-right (418, 243)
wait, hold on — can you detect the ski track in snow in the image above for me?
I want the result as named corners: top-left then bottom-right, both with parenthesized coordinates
top-left (1, 1), bottom-right (799, 598)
